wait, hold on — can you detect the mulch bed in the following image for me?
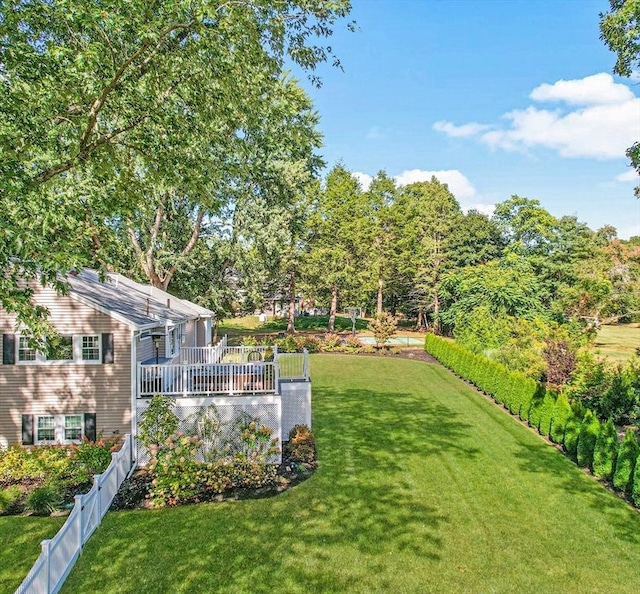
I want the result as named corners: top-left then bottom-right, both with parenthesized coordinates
top-left (110, 451), bottom-right (316, 511)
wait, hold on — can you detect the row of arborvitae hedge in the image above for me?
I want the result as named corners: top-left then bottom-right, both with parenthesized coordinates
top-left (425, 334), bottom-right (640, 506)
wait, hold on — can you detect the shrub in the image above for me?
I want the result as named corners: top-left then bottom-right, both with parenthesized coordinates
top-left (294, 335), bottom-right (321, 353)
top-left (149, 434), bottom-right (203, 506)
top-left (321, 333), bottom-right (343, 352)
top-left (537, 390), bottom-right (558, 437)
top-left (633, 452), bottom-right (640, 507)
top-left (369, 312), bottom-right (397, 348)
top-left (527, 386), bottom-right (547, 431)
top-left (543, 339), bottom-right (578, 388)
top-left (274, 335), bottom-right (299, 353)
top-left (613, 429), bottom-right (639, 493)
top-left (343, 335), bottom-right (363, 352)
top-left (25, 483), bottom-right (62, 515)
top-left (562, 405), bottom-right (584, 460)
top-left (138, 395), bottom-right (179, 456)
top-left (284, 424), bottom-right (316, 464)
top-left (592, 420), bottom-right (619, 480)
top-left (549, 392), bottom-right (572, 444)
top-left (70, 437), bottom-right (118, 482)
top-left (0, 485), bottom-right (23, 515)
top-left (576, 410), bottom-right (600, 469)
top-left (237, 420), bottom-right (280, 463)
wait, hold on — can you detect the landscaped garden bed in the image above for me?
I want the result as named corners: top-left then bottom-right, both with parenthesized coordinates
top-left (0, 437), bottom-right (120, 517)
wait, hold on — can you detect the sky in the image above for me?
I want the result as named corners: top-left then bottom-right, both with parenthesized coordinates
top-left (293, 0), bottom-right (640, 239)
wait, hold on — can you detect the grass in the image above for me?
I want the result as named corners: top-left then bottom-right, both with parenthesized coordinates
top-left (60, 355), bottom-right (640, 593)
top-left (0, 515), bottom-right (65, 593)
top-left (594, 323), bottom-right (640, 362)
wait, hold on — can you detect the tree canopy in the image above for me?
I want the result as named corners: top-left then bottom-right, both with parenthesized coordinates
top-left (0, 0), bottom-right (352, 334)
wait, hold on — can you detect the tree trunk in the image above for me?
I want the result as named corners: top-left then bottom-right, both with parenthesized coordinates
top-left (376, 274), bottom-right (383, 316)
top-left (328, 286), bottom-right (338, 332)
top-left (287, 270), bottom-right (296, 334)
top-left (416, 307), bottom-right (424, 331)
top-left (433, 291), bottom-right (441, 335)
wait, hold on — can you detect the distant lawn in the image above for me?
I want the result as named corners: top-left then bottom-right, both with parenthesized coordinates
top-left (62, 356), bottom-right (640, 593)
top-left (218, 315), bottom-right (368, 342)
top-left (0, 516), bottom-right (65, 593)
top-left (594, 323), bottom-right (640, 361)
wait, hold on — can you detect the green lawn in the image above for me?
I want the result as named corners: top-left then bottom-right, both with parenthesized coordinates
top-left (0, 515), bottom-right (65, 593)
top-left (594, 323), bottom-right (640, 361)
top-left (60, 355), bottom-right (640, 593)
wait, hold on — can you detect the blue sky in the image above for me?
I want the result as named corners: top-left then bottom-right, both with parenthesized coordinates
top-left (295, 0), bottom-right (640, 238)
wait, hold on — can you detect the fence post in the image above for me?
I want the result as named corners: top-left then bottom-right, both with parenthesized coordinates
top-left (75, 495), bottom-right (83, 549)
top-left (303, 348), bottom-right (309, 380)
top-left (41, 539), bottom-right (51, 594)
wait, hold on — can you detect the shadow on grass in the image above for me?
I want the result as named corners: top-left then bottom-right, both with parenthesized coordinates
top-left (63, 383), bottom-right (479, 593)
top-left (512, 441), bottom-right (640, 546)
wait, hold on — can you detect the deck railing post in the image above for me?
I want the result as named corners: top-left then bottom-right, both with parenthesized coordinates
top-left (303, 348), bottom-right (309, 380)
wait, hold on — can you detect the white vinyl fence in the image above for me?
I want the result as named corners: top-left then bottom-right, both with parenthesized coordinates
top-left (16, 434), bottom-right (135, 594)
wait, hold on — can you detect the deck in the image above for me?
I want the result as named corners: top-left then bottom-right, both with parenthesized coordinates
top-left (137, 341), bottom-right (309, 398)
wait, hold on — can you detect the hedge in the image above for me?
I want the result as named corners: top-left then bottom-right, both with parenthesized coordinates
top-left (613, 429), bottom-right (639, 493)
top-left (425, 334), bottom-right (640, 508)
top-left (576, 410), bottom-right (600, 470)
top-left (592, 420), bottom-right (619, 481)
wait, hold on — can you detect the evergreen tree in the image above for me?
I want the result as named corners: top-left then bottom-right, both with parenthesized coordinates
top-left (613, 429), bottom-right (639, 493)
top-left (592, 419), bottom-right (619, 480)
top-left (576, 410), bottom-right (601, 469)
top-left (550, 392), bottom-right (572, 444)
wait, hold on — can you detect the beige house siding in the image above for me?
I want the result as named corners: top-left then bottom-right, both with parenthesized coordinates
top-left (0, 286), bottom-right (132, 447)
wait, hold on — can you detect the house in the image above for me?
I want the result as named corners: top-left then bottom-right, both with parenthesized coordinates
top-left (0, 270), bottom-right (311, 462)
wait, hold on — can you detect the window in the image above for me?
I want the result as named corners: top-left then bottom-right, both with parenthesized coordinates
top-left (18, 337), bottom-right (38, 362)
top-left (64, 415), bottom-right (83, 441)
top-left (13, 333), bottom-right (108, 365)
top-left (81, 335), bottom-right (101, 361)
top-left (47, 335), bottom-right (73, 361)
top-left (37, 416), bottom-right (56, 442)
top-left (34, 414), bottom-right (85, 444)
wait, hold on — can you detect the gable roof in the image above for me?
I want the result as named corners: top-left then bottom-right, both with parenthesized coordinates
top-left (65, 269), bottom-right (214, 331)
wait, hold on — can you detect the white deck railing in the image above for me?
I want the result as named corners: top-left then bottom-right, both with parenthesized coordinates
top-left (277, 350), bottom-right (310, 380)
top-left (16, 434), bottom-right (135, 594)
top-left (141, 342), bottom-right (311, 399)
top-left (180, 335), bottom-right (228, 364)
top-left (138, 361), bottom-right (279, 397)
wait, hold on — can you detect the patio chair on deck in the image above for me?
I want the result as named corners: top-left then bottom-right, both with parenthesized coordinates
top-left (247, 350), bottom-right (263, 362)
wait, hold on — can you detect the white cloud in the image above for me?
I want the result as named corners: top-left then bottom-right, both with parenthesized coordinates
top-left (353, 171), bottom-right (373, 191)
top-left (356, 167), bottom-right (494, 214)
top-left (615, 169), bottom-right (640, 183)
top-left (432, 121), bottom-right (491, 137)
top-left (530, 73), bottom-right (634, 105)
top-left (462, 203), bottom-right (496, 217)
top-left (394, 169), bottom-right (477, 200)
top-left (433, 73), bottom-right (640, 161)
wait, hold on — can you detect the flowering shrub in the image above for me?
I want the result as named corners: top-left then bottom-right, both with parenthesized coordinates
top-left (284, 425), bottom-right (316, 464)
top-left (238, 421), bottom-right (280, 463)
top-left (0, 438), bottom-right (120, 515)
top-left (321, 333), bottom-right (343, 352)
top-left (343, 335), bottom-right (363, 352)
top-left (295, 335), bottom-right (322, 353)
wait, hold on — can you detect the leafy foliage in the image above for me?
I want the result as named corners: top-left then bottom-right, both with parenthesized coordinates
top-left (284, 425), bottom-right (317, 464)
top-left (613, 428), bottom-right (639, 492)
top-left (137, 395), bottom-right (179, 455)
top-left (368, 312), bottom-right (398, 348)
top-left (592, 420), bottom-right (619, 480)
top-left (576, 410), bottom-right (601, 470)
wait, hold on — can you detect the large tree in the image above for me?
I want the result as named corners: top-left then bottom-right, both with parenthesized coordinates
top-left (600, 0), bottom-right (640, 196)
top-left (391, 178), bottom-right (461, 332)
top-left (0, 0), bottom-right (351, 335)
top-left (302, 164), bottom-right (368, 331)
